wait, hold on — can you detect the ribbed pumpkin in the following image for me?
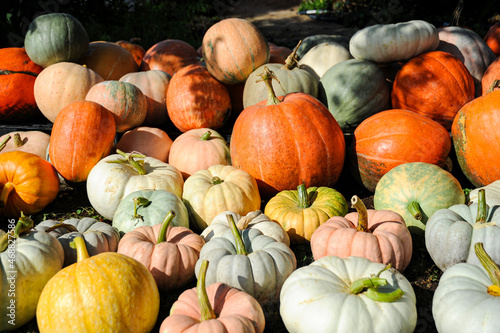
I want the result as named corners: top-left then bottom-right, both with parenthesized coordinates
top-left (349, 109), bottom-right (452, 192)
top-left (484, 21), bottom-right (500, 56)
top-left (49, 100), bottom-right (116, 182)
top-left (231, 67), bottom-right (345, 199)
top-left (202, 18), bottom-right (270, 84)
top-left (0, 47), bottom-right (44, 123)
top-left (0, 131), bottom-right (50, 160)
top-left (139, 39), bottom-right (200, 76)
top-left (116, 39), bottom-right (146, 66)
top-left (167, 63), bottom-right (231, 133)
top-left (452, 89), bottom-right (500, 187)
top-left (391, 50), bottom-right (475, 130)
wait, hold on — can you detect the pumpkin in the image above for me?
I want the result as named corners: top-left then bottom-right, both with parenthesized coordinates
top-left (37, 236), bottom-right (160, 333)
top-left (24, 13), bottom-right (89, 68)
top-left (279, 256), bottom-right (417, 333)
top-left (391, 50), bottom-right (475, 130)
top-left (116, 39), bottom-right (146, 66)
top-left (311, 195), bottom-right (412, 272)
top-left (297, 41), bottom-right (353, 81)
top-left (78, 41), bottom-right (138, 80)
top-left (451, 89), bottom-right (500, 187)
top-left (349, 109), bottom-right (452, 192)
top-left (168, 128), bottom-right (231, 179)
top-left (432, 243), bottom-right (500, 333)
top-left (85, 80), bottom-right (147, 133)
top-left (0, 151), bottom-right (59, 218)
top-left (35, 217), bottom-right (121, 267)
top-left (201, 210), bottom-right (290, 246)
top-left (166, 63), bottom-right (232, 133)
top-left (481, 57), bottom-right (500, 95)
top-left (112, 189), bottom-right (189, 234)
top-left (116, 126), bottom-right (173, 162)
top-left (484, 20), bottom-right (500, 56)
top-left (230, 67), bottom-right (345, 200)
top-left (119, 69), bottom-right (171, 126)
top-left (140, 39), bottom-right (200, 76)
top-left (86, 150), bottom-right (184, 220)
top-left (373, 162), bottom-right (465, 244)
top-left (295, 34), bottom-right (350, 59)
top-left (349, 20), bottom-right (439, 63)
top-left (48, 100), bottom-right (116, 183)
top-left (318, 58), bottom-right (390, 132)
top-left (469, 180), bottom-right (500, 206)
top-left (0, 47), bottom-right (44, 123)
top-left (34, 61), bottom-right (104, 123)
top-left (202, 18), bottom-right (270, 84)
top-left (425, 189), bottom-right (500, 271)
top-left (160, 260), bottom-right (265, 333)
top-left (117, 210), bottom-right (204, 291)
top-left (0, 131), bottom-right (50, 160)
top-left (264, 183), bottom-right (348, 244)
top-left (182, 164), bottom-right (261, 232)
top-left (0, 215), bottom-right (64, 332)
top-left (195, 214), bottom-right (297, 304)
top-left (268, 43), bottom-right (293, 63)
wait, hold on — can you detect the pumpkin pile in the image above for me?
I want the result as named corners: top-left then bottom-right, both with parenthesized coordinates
top-left (2, 11), bottom-right (500, 333)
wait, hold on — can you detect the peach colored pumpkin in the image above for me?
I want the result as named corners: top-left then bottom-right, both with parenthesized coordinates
top-left (79, 41), bottom-right (138, 80)
top-left (168, 128), bottom-right (231, 179)
top-left (0, 131), bottom-right (50, 160)
top-left (34, 62), bottom-right (104, 122)
top-left (116, 126), bottom-right (173, 162)
top-left (140, 39), bottom-right (200, 76)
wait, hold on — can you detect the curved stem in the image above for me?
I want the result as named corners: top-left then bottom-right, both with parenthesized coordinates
top-left (200, 131), bottom-right (212, 141)
top-left (157, 210), bottom-right (175, 244)
top-left (257, 66), bottom-right (282, 105)
top-left (0, 183), bottom-right (15, 209)
top-left (226, 214), bottom-right (248, 255)
top-left (475, 189), bottom-right (487, 224)
top-left (0, 212), bottom-right (34, 252)
top-left (297, 183), bottom-right (311, 209)
top-left (44, 223), bottom-right (79, 233)
top-left (212, 176), bottom-right (224, 185)
top-left (133, 197), bottom-right (151, 219)
top-left (407, 201), bottom-right (423, 221)
top-left (349, 263), bottom-right (404, 302)
top-left (282, 40), bottom-right (302, 70)
top-left (475, 242), bottom-right (500, 296)
top-left (13, 133), bottom-right (24, 147)
top-left (70, 236), bottom-right (90, 262)
top-left (352, 195), bottom-right (368, 232)
top-left (0, 135), bottom-right (11, 152)
top-left (365, 287), bottom-right (404, 302)
top-left (198, 260), bottom-right (217, 321)
top-left (107, 149), bottom-right (146, 175)
top-left (236, 210), bottom-right (262, 230)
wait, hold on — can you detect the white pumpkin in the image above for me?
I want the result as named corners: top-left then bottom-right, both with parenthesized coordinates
top-left (298, 42), bottom-right (352, 81)
top-left (469, 180), bottom-right (500, 206)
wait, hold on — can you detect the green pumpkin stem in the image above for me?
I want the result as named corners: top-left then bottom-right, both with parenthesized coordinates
top-left (107, 149), bottom-right (147, 175)
top-left (474, 242), bottom-right (500, 296)
top-left (227, 214), bottom-right (248, 255)
top-left (258, 66), bottom-right (283, 106)
top-left (132, 197), bottom-right (151, 219)
top-left (212, 176), bottom-right (224, 185)
top-left (70, 236), bottom-right (90, 262)
top-left (157, 210), bottom-right (175, 244)
top-left (297, 183), bottom-right (311, 209)
top-left (44, 223), bottom-right (79, 233)
top-left (0, 182), bottom-right (15, 209)
top-left (352, 195), bottom-right (368, 232)
top-left (0, 212), bottom-right (34, 252)
top-left (283, 40), bottom-right (302, 70)
top-left (13, 133), bottom-right (24, 147)
top-left (198, 260), bottom-right (217, 321)
top-left (407, 201), bottom-right (423, 221)
top-left (475, 189), bottom-right (487, 224)
top-left (0, 135), bottom-right (11, 152)
top-left (349, 263), bottom-right (404, 302)
top-left (200, 131), bottom-right (212, 141)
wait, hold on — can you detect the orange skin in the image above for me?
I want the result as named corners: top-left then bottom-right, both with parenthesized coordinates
top-left (484, 21), bottom-right (500, 57)
top-left (140, 39), bottom-right (200, 76)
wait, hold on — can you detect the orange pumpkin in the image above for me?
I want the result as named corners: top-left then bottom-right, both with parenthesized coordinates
top-left (115, 39), bottom-right (146, 66)
top-left (48, 100), bottom-right (116, 182)
top-left (268, 43), bottom-right (293, 64)
top-left (0, 131), bottom-right (50, 160)
top-left (140, 39), bottom-right (200, 76)
top-left (116, 126), bottom-right (173, 162)
top-left (0, 151), bottom-right (60, 218)
top-left (167, 63), bottom-right (231, 133)
top-left (0, 47), bottom-right (44, 123)
top-left (391, 51), bottom-right (475, 130)
top-left (484, 20), bottom-right (500, 57)
top-left (481, 57), bottom-right (500, 95)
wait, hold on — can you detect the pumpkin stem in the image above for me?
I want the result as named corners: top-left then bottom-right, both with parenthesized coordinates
top-left (44, 223), bottom-right (79, 233)
top-left (297, 183), bottom-right (311, 209)
top-left (200, 131), bottom-right (212, 141)
top-left (475, 242), bottom-right (500, 296)
top-left (349, 263), bottom-right (404, 302)
top-left (282, 40), bottom-right (302, 70)
top-left (351, 195), bottom-right (368, 232)
top-left (13, 133), bottom-right (24, 147)
top-left (407, 201), bottom-right (423, 221)
top-left (236, 210), bottom-right (262, 229)
top-left (227, 214), bottom-right (248, 256)
top-left (212, 176), bottom-right (224, 185)
top-left (257, 66), bottom-right (283, 106)
top-left (157, 210), bottom-right (175, 244)
top-left (132, 197), bottom-right (151, 220)
top-left (475, 189), bottom-right (487, 224)
top-left (0, 135), bottom-right (11, 152)
top-left (0, 183), bottom-right (16, 209)
top-left (70, 236), bottom-right (90, 262)
top-left (487, 79), bottom-right (500, 94)
top-left (198, 260), bottom-right (217, 321)
top-left (107, 149), bottom-right (147, 175)
top-left (0, 212), bottom-right (34, 252)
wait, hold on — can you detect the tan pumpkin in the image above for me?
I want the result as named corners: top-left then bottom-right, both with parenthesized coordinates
top-left (0, 131), bottom-right (50, 160)
top-left (116, 126), bottom-right (173, 162)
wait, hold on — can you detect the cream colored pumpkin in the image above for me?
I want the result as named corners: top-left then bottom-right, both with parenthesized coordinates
top-left (298, 42), bottom-right (353, 81)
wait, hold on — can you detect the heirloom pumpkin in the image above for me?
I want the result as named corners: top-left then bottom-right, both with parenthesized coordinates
top-left (296, 34), bottom-right (350, 59)
top-left (268, 43), bottom-right (293, 63)
top-left (481, 58), bottom-right (500, 95)
top-left (0, 131), bottom-right (50, 160)
top-left (297, 41), bottom-right (352, 81)
top-left (116, 126), bottom-right (173, 162)
top-left (140, 39), bottom-right (200, 76)
top-left (484, 20), bottom-right (500, 56)
top-left (116, 39), bottom-right (146, 66)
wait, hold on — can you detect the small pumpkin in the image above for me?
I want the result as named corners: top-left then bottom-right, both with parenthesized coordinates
top-left (0, 131), bottom-right (50, 160)
top-left (116, 126), bottom-right (173, 162)
top-left (140, 39), bottom-right (200, 76)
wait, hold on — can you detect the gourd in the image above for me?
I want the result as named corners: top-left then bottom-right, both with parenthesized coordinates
top-left (116, 126), bottom-right (173, 162)
top-left (0, 131), bottom-right (50, 160)
top-left (297, 41), bottom-right (352, 81)
top-left (140, 39), bottom-right (200, 76)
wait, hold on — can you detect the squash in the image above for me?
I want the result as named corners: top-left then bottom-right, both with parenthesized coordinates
top-left (34, 62), bottom-right (104, 123)
top-left (349, 109), bottom-right (452, 192)
top-left (349, 20), bottom-right (439, 63)
top-left (140, 39), bottom-right (200, 76)
top-left (318, 58), bottom-right (390, 132)
top-left (35, 217), bottom-right (121, 267)
top-left (112, 189), bottom-right (189, 234)
top-left (484, 20), bottom-right (500, 57)
top-left (391, 50), bottom-right (475, 130)
top-left (374, 162), bottom-right (465, 245)
top-left (86, 150), bottom-right (184, 220)
top-left (469, 180), bottom-right (500, 206)
top-left (451, 89), bottom-right (500, 187)
top-left (279, 255), bottom-right (417, 333)
top-left (230, 67), bottom-right (345, 200)
top-left (202, 18), bottom-right (270, 84)
top-left (195, 214), bottom-right (296, 304)
top-left (0, 151), bottom-right (59, 218)
top-left (168, 128), bottom-right (231, 180)
top-left (264, 183), bottom-right (348, 244)
top-left (297, 41), bottom-right (352, 81)
top-left (48, 100), bottom-right (116, 183)
top-left (116, 126), bottom-right (173, 162)
top-left (0, 131), bottom-right (50, 160)
top-left (24, 13), bottom-right (89, 68)
top-left (0, 215), bottom-right (64, 332)
top-left (116, 39), bottom-right (146, 66)
top-left (85, 80), bottom-right (147, 133)
top-left (37, 236), bottom-right (160, 333)
top-left (311, 195), bottom-right (412, 272)
top-left (182, 164), bottom-right (261, 232)
top-left (0, 47), bottom-right (44, 123)
top-left (117, 210), bottom-right (204, 291)
top-left (160, 260), bottom-right (265, 333)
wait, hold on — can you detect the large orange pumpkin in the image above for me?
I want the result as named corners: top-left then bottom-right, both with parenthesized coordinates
top-left (391, 51), bottom-right (475, 130)
top-left (0, 47), bottom-right (44, 123)
top-left (484, 20), bottom-right (500, 57)
top-left (230, 67), bottom-right (345, 200)
top-left (48, 100), bottom-right (116, 182)
top-left (139, 39), bottom-right (200, 76)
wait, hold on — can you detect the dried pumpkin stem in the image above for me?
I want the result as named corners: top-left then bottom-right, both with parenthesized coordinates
top-left (227, 214), bottom-right (248, 255)
top-left (297, 183), bottom-right (311, 209)
top-left (0, 183), bottom-right (15, 209)
top-left (351, 195), bottom-right (368, 232)
top-left (70, 236), bottom-right (90, 262)
top-left (200, 131), bottom-right (212, 141)
top-left (0, 135), bottom-right (11, 152)
top-left (282, 40), bottom-right (302, 70)
top-left (44, 223), bottom-right (79, 233)
top-left (407, 201), bottom-right (423, 221)
top-left (0, 212), bottom-right (34, 252)
top-left (157, 210), bottom-right (175, 244)
top-left (475, 242), bottom-right (500, 296)
top-left (236, 210), bottom-right (262, 230)
top-left (13, 133), bottom-right (24, 147)
top-left (475, 189), bottom-right (487, 224)
top-left (258, 66), bottom-right (282, 106)
top-left (198, 260), bottom-right (217, 321)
